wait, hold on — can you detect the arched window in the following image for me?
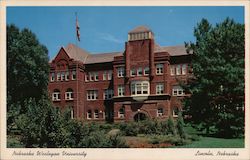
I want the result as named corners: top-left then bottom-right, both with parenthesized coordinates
top-left (118, 107), bottom-right (125, 118)
top-left (52, 89), bottom-right (60, 101)
top-left (65, 88), bottom-right (73, 100)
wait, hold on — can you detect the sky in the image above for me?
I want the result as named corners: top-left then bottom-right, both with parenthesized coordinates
top-left (7, 6), bottom-right (244, 59)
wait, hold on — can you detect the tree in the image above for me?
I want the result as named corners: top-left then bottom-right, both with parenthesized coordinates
top-left (184, 18), bottom-right (244, 138)
top-left (7, 24), bottom-right (49, 131)
top-left (7, 24), bottom-right (49, 108)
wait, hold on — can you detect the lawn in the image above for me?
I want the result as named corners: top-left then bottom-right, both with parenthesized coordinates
top-left (178, 136), bottom-right (244, 148)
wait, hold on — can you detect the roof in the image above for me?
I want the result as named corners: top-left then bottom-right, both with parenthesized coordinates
top-left (64, 43), bottom-right (90, 62)
top-left (85, 52), bottom-right (123, 64)
top-left (154, 45), bottom-right (189, 56)
top-left (128, 26), bottom-right (152, 34)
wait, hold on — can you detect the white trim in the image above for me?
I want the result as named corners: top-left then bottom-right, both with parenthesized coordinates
top-left (131, 81), bottom-right (150, 96)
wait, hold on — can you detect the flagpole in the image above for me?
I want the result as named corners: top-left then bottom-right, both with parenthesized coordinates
top-left (75, 12), bottom-right (79, 119)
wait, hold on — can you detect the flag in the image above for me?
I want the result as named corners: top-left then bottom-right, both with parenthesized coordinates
top-left (76, 14), bottom-right (80, 41)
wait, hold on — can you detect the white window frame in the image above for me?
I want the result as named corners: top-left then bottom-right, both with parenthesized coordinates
top-left (103, 71), bottom-right (107, 80)
top-left (57, 73), bottom-right (61, 81)
top-left (87, 90), bottom-right (98, 100)
top-left (61, 72), bottom-right (65, 81)
top-left (156, 83), bottom-right (164, 95)
top-left (117, 67), bottom-right (125, 78)
top-left (51, 73), bottom-right (55, 82)
top-left (176, 65), bottom-right (181, 75)
top-left (65, 71), bottom-right (69, 81)
top-left (182, 64), bottom-right (187, 75)
top-left (85, 74), bottom-right (89, 82)
top-left (173, 107), bottom-right (179, 117)
top-left (94, 72), bottom-right (99, 81)
top-left (130, 69), bottom-right (136, 77)
top-left (118, 85), bottom-right (125, 97)
top-left (137, 67), bottom-right (143, 76)
top-left (70, 107), bottom-right (74, 119)
top-left (72, 71), bottom-right (76, 80)
top-left (65, 90), bottom-right (73, 100)
top-left (157, 108), bottom-right (163, 117)
top-left (170, 65), bottom-right (175, 76)
top-left (172, 86), bottom-right (184, 96)
top-left (118, 107), bottom-right (125, 118)
top-left (104, 89), bottom-right (114, 100)
top-left (131, 81), bottom-right (150, 96)
top-left (52, 91), bottom-right (60, 101)
top-left (156, 64), bottom-right (163, 75)
top-left (94, 110), bottom-right (99, 119)
top-left (108, 71), bottom-right (112, 80)
top-left (144, 67), bottom-right (149, 75)
top-left (89, 72), bottom-right (94, 81)
top-left (87, 110), bottom-right (92, 119)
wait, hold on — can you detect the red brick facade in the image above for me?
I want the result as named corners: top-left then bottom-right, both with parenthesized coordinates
top-left (48, 26), bottom-right (191, 122)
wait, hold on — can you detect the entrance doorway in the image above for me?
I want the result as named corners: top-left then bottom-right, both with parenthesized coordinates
top-left (134, 112), bottom-right (147, 122)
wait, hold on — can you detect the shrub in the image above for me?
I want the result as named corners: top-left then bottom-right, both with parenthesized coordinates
top-left (167, 117), bottom-right (176, 135)
top-left (119, 122), bottom-right (139, 136)
top-left (176, 112), bottom-right (186, 139)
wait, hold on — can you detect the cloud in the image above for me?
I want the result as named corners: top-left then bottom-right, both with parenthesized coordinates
top-left (98, 33), bottom-right (124, 44)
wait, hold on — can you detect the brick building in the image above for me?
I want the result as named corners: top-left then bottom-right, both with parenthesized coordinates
top-left (48, 26), bottom-right (191, 122)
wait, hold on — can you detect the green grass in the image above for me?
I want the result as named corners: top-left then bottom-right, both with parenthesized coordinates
top-left (178, 137), bottom-right (244, 148)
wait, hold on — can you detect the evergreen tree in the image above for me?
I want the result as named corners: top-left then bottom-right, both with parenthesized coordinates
top-left (184, 18), bottom-right (244, 137)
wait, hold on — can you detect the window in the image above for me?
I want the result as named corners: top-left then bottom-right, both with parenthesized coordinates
top-left (173, 107), bottom-right (179, 117)
top-left (130, 69), bottom-right (136, 77)
top-left (65, 71), bottom-right (69, 81)
top-left (103, 71), bottom-right (107, 80)
top-left (176, 65), bottom-right (181, 75)
top-left (87, 90), bottom-right (98, 100)
top-left (65, 88), bottom-right (73, 100)
top-left (182, 64), bottom-right (187, 75)
top-left (103, 71), bottom-right (112, 80)
top-left (108, 71), bottom-right (112, 80)
top-left (87, 110), bottom-right (92, 119)
top-left (156, 83), bottom-right (164, 95)
top-left (94, 72), bottom-right (99, 81)
top-left (57, 73), bottom-right (61, 81)
top-left (51, 73), bottom-right (55, 82)
top-left (137, 67), bottom-right (143, 76)
top-left (172, 86), bottom-right (184, 96)
top-left (61, 72), bottom-right (65, 81)
top-left (170, 66), bottom-right (175, 76)
top-left (157, 108), bottom-right (163, 117)
top-left (85, 74), bottom-right (89, 82)
top-left (144, 67), bottom-right (149, 75)
top-left (52, 89), bottom-right (60, 101)
top-left (94, 110), bottom-right (99, 119)
top-left (104, 89), bottom-right (114, 100)
top-left (70, 107), bottom-right (74, 119)
top-left (117, 67), bottom-right (125, 77)
top-left (131, 81), bottom-right (150, 96)
top-left (118, 107), bottom-right (125, 118)
top-left (72, 71), bottom-right (76, 80)
top-left (156, 64), bottom-right (163, 75)
top-left (118, 85), bottom-right (125, 97)
top-left (89, 72), bottom-right (94, 81)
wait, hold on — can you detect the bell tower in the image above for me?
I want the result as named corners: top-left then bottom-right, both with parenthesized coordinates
top-left (125, 26), bottom-right (155, 79)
